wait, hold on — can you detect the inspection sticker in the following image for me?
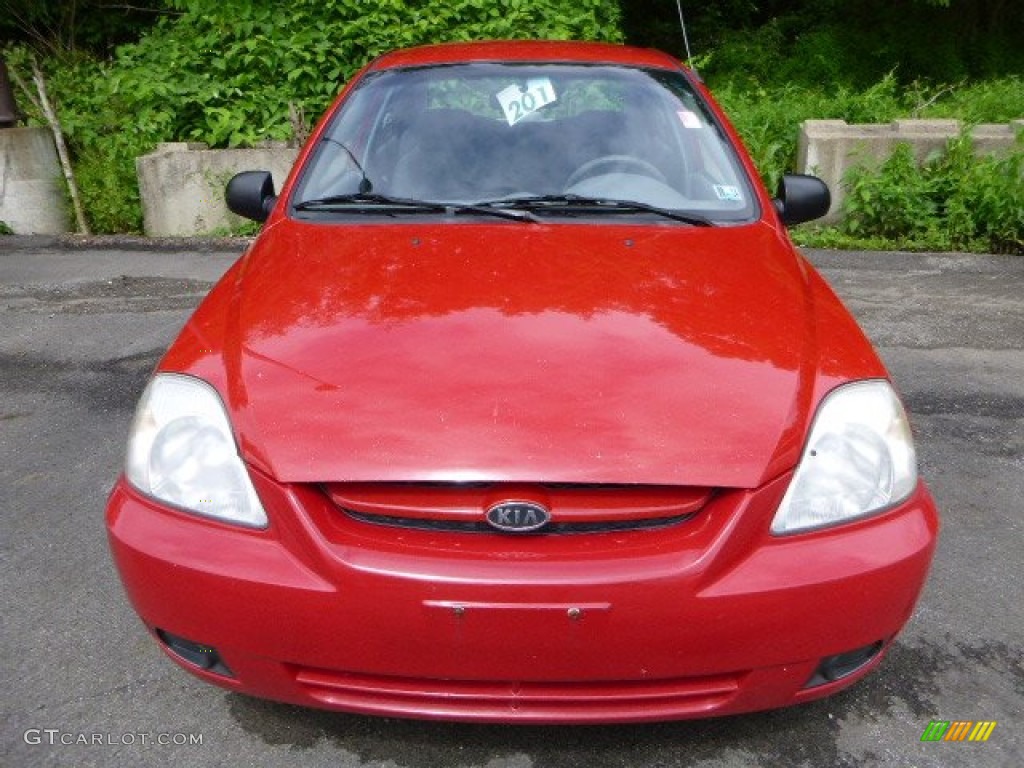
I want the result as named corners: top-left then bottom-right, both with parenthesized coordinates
top-left (714, 184), bottom-right (743, 202)
top-left (676, 109), bottom-right (701, 129)
top-left (496, 78), bottom-right (557, 126)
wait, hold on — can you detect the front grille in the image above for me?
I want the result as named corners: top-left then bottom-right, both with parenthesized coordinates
top-left (323, 482), bottom-right (711, 534)
top-left (342, 508), bottom-right (696, 533)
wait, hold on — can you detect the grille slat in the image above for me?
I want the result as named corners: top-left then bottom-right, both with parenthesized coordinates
top-left (323, 482), bottom-right (711, 534)
top-left (292, 666), bottom-right (743, 718)
top-left (342, 508), bottom-right (697, 533)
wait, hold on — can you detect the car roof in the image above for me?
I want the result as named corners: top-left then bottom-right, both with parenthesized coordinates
top-left (368, 40), bottom-right (684, 72)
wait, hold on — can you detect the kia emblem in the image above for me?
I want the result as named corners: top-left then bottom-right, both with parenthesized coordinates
top-left (485, 501), bottom-right (551, 533)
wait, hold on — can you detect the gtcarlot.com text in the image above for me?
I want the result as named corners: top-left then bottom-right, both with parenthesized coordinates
top-left (24, 729), bottom-right (203, 747)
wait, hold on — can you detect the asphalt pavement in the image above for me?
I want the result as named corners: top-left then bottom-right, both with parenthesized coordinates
top-left (1, 236), bottom-right (1021, 768)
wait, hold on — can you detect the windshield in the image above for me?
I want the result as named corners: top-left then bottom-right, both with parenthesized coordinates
top-left (291, 62), bottom-right (757, 222)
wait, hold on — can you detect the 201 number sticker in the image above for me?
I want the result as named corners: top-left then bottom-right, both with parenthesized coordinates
top-left (496, 78), bottom-right (557, 126)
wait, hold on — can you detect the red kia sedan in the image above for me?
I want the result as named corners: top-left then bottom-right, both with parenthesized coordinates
top-left (106, 40), bottom-right (939, 723)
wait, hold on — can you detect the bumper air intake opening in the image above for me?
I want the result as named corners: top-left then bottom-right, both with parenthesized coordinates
top-left (804, 641), bottom-right (884, 689)
top-left (156, 629), bottom-right (234, 677)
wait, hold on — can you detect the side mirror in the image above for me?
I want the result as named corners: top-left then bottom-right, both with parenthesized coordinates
top-left (225, 171), bottom-right (276, 222)
top-left (773, 174), bottom-right (830, 226)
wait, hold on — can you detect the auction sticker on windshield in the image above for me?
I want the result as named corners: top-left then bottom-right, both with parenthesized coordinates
top-left (496, 78), bottom-right (557, 126)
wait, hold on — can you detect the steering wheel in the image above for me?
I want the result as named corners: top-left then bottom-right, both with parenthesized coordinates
top-left (566, 154), bottom-right (667, 188)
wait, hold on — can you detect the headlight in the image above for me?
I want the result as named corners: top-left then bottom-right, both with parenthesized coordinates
top-left (125, 373), bottom-right (267, 528)
top-left (771, 380), bottom-right (917, 534)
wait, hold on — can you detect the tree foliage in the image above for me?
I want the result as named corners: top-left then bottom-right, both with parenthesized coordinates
top-left (0, 0), bottom-right (169, 55)
top-left (619, 0), bottom-right (1024, 86)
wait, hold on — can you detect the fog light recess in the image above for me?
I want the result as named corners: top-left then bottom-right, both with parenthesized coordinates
top-left (804, 641), bottom-right (884, 689)
top-left (156, 629), bottom-right (233, 677)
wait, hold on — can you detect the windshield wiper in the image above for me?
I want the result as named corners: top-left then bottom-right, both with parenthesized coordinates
top-left (474, 194), bottom-right (715, 226)
top-left (294, 192), bottom-right (443, 212)
top-left (301, 139), bottom-right (536, 222)
top-left (294, 193), bottom-right (539, 222)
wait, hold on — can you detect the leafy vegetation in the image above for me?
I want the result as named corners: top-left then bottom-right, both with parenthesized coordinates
top-left (832, 134), bottom-right (1024, 254)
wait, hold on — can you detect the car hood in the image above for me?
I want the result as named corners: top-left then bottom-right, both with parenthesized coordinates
top-left (223, 221), bottom-right (816, 487)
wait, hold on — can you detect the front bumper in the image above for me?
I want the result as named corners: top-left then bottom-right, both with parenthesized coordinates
top-left (106, 470), bottom-right (939, 723)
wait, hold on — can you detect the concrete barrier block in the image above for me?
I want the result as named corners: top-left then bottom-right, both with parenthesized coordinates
top-left (891, 119), bottom-right (961, 135)
top-left (0, 126), bottom-right (70, 234)
top-left (136, 142), bottom-right (299, 236)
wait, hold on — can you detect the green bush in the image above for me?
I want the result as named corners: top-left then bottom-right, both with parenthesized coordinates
top-left (919, 77), bottom-right (1024, 124)
top-left (841, 133), bottom-right (1024, 254)
top-left (842, 144), bottom-right (937, 241)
